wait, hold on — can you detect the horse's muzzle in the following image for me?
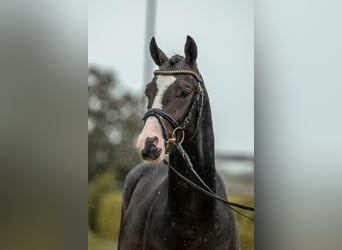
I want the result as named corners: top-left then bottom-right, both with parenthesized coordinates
top-left (137, 116), bottom-right (166, 163)
top-left (140, 136), bottom-right (162, 161)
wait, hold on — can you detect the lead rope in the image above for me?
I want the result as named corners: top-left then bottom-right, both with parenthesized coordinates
top-left (163, 143), bottom-right (254, 222)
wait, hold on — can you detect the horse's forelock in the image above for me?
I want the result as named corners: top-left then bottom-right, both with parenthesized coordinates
top-left (160, 54), bottom-right (199, 74)
top-left (168, 55), bottom-right (183, 65)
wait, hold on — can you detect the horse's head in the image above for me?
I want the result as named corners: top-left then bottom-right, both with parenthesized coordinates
top-left (137, 36), bottom-right (203, 163)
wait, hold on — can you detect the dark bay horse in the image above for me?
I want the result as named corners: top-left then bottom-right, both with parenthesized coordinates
top-left (118, 36), bottom-right (239, 250)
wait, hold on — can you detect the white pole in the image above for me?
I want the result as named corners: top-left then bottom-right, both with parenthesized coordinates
top-left (141, 0), bottom-right (157, 109)
top-left (143, 0), bottom-right (157, 84)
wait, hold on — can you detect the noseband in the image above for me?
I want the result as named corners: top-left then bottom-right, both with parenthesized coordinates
top-left (143, 69), bottom-right (204, 148)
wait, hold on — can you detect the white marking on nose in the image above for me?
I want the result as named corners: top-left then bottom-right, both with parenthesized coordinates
top-left (136, 75), bottom-right (176, 163)
top-left (152, 75), bottom-right (176, 109)
top-left (140, 75), bottom-right (176, 141)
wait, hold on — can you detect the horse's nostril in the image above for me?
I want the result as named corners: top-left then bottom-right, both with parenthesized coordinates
top-left (141, 136), bottom-right (161, 161)
top-left (141, 150), bottom-right (148, 158)
top-left (153, 136), bottom-right (158, 145)
top-left (146, 136), bottom-right (158, 146)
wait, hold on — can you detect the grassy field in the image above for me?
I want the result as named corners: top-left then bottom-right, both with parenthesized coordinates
top-left (88, 230), bottom-right (117, 250)
top-left (88, 191), bottom-right (254, 250)
top-left (229, 194), bottom-right (254, 250)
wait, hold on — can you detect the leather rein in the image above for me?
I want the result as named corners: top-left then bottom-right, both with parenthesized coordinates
top-left (143, 69), bottom-right (254, 220)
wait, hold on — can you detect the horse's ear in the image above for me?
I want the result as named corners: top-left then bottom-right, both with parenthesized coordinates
top-left (150, 37), bottom-right (168, 66)
top-left (184, 35), bottom-right (198, 65)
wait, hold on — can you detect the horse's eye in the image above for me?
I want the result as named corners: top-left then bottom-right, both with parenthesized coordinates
top-left (180, 90), bottom-right (191, 98)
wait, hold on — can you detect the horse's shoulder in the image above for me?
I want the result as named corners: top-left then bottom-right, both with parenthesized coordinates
top-left (124, 162), bottom-right (149, 183)
top-left (215, 171), bottom-right (229, 198)
top-left (122, 162), bottom-right (149, 210)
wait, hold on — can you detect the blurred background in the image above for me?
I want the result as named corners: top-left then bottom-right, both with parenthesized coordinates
top-left (88, 0), bottom-right (253, 249)
top-left (1, 1), bottom-right (340, 249)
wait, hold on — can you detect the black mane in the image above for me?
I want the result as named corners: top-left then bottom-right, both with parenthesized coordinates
top-left (160, 54), bottom-right (199, 74)
top-left (168, 55), bottom-right (183, 65)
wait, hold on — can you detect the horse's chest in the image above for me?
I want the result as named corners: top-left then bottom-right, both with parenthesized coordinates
top-left (119, 170), bottom-right (237, 249)
top-left (119, 189), bottom-right (168, 249)
top-left (123, 200), bottom-right (225, 249)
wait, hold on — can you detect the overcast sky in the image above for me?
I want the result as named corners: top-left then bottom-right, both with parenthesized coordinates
top-left (88, 0), bottom-right (253, 154)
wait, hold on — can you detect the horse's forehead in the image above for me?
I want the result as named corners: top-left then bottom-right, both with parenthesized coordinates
top-left (155, 75), bottom-right (176, 89)
top-left (152, 75), bottom-right (176, 109)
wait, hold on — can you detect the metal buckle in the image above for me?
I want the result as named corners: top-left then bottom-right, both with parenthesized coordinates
top-left (166, 127), bottom-right (185, 145)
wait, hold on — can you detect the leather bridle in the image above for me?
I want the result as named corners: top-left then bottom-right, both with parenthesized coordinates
top-left (143, 69), bottom-right (204, 149)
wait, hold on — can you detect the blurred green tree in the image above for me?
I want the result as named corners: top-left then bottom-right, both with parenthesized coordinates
top-left (88, 67), bottom-right (142, 182)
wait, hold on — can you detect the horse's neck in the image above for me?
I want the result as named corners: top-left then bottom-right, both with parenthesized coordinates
top-left (167, 98), bottom-right (216, 214)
